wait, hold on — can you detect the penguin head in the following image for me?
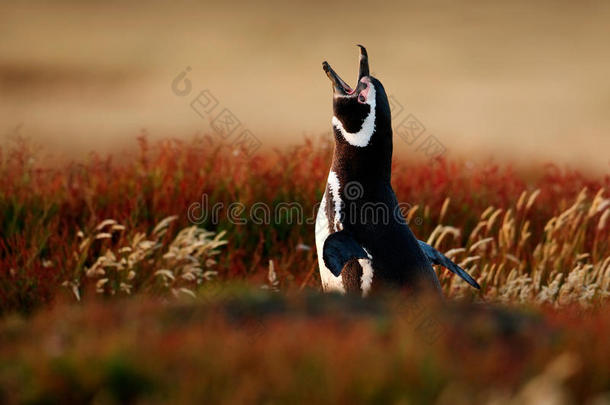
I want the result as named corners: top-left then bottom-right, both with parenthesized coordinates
top-left (322, 45), bottom-right (391, 147)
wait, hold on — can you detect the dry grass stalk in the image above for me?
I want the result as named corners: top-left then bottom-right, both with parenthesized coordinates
top-left (434, 187), bottom-right (608, 306)
top-left (62, 216), bottom-right (227, 300)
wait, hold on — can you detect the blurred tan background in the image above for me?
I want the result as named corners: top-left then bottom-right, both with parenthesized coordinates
top-left (1, 0), bottom-right (609, 172)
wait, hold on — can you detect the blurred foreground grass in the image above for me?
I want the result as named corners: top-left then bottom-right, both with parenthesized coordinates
top-left (1, 290), bottom-right (609, 405)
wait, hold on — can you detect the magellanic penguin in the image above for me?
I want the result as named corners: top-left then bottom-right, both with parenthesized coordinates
top-left (315, 45), bottom-right (480, 297)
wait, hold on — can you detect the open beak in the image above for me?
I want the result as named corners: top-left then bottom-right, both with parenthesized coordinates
top-left (322, 61), bottom-right (353, 95)
top-left (322, 45), bottom-right (370, 95)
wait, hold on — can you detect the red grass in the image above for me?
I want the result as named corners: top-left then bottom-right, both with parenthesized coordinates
top-left (0, 135), bottom-right (608, 313)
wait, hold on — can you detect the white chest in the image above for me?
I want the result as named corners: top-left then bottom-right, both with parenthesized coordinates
top-left (315, 193), bottom-right (346, 293)
top-left (315, 177), bottom-right (375, 297)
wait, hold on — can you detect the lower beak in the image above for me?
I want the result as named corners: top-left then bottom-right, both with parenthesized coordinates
top-left (322, 61), bottom-right (353, 95)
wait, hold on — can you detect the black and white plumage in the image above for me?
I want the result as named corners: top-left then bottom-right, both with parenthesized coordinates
top-left (315, 45), bottom-right (480, 297)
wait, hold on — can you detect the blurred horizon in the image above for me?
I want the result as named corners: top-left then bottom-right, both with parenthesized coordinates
top-left (1, 0), bottom-right (609, 173)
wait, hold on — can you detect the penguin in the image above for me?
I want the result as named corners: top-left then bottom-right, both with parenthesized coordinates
top-left (315, 45), bottom-right (480, 297)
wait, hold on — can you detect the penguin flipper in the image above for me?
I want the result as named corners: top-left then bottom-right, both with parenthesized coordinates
top-left (418, 240), bottom-right (481, 289)
top-left (323, 231), bottom-right (368, 277)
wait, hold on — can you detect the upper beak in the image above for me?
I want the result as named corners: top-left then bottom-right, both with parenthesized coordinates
top-left (322, 61), bottom-right (353, 95)
top-left (356, 44), bottom-right (369, 81)
top-left (322, 45), bottom-right (370, 95)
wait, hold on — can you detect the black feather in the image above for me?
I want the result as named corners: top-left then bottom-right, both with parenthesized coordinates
top-left (323, 231), bottom-right (368, 277)
top-left (418, 240), bottom-right (481, 289)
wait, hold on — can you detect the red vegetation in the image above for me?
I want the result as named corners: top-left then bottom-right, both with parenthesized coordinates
top-left (0, 136), bottom-right (608, 313)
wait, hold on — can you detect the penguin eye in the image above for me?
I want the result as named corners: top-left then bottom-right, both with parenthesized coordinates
top-left (357, 82), bottom-right (370, 104)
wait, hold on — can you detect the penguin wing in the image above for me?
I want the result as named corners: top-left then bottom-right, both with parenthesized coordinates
top-left (418, 240), bottom-right (481, 289)
top-left (323, 230), bottom-right (369, 277)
